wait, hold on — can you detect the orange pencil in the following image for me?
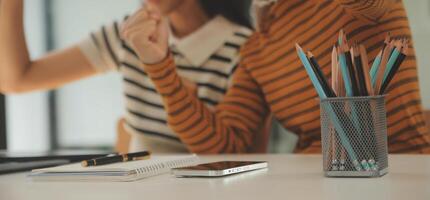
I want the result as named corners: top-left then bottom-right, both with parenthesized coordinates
top-left (359, 45), bottom-right (374, 95)
top-left (374, 41), bottom-right (393, 94)
top-left (331, 46), bottom-right (338, 96)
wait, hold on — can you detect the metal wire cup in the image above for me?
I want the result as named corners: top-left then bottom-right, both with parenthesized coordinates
top-left (320, 96), bottom-right (388, 177)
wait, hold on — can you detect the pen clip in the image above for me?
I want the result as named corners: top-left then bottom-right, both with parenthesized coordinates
top-left (132, 155), bottom-right (151, 161)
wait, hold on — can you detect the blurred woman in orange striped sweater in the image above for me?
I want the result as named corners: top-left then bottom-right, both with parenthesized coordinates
top-left (121, 0), bottom-right (430, 154)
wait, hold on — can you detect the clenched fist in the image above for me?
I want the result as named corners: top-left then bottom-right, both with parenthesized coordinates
top-left (121, 4), bottom-right (169, 65)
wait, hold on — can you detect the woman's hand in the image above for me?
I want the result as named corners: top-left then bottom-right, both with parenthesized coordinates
top-left (121, 4), bottom-right (169, 65)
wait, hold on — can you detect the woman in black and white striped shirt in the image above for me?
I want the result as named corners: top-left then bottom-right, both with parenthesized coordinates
top-left (0, 0), bottom-right (252, 153)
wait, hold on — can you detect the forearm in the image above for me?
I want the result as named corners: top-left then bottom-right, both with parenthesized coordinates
top-left (0, 0), bottom-right (98, 93)
top-left (145, 55), bottom-right (268, 154)
top-left (0, 0), bottom-right (32, 90)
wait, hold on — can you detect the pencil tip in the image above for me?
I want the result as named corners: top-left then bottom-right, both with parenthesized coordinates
top-left (359, 44), bottom-right (366, 54)
top-left (385, 33), bottom-right (391, 43)
top-left (338, 30), bottom-right (344, 45)
top-left (354, 45), bottom-right (360, 56)
top-left (403, 41), bottom-right (409, 55)
top-left (295, 43), bottom-right (302, 51)
top-left (395, 39), bottom-right (402, 50)
top-left (341, 30), bottom-right (348, 41)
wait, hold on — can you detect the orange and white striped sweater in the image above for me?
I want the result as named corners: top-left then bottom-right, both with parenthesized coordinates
top-left (143, 0), bottom-right (430, 154)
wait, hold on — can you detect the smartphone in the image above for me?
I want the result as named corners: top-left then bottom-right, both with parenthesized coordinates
top-left (171, 161), bottom-right (268, 177)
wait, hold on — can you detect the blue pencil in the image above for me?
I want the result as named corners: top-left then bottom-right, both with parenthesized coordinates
top-left (338, 31), bottom-right (375, 169)
top-left (338, 50), bottom-right (354, 97)
top-left (337, 31), bottom-right (355, 97)
top-left (296, 44), bottom-right (327, 98)
top-left (370, 52), bottom-right (382, 86)
top-left (383, 45), bottom-right (401, 84)
top-left (296, 44), bottom-right (361, 170)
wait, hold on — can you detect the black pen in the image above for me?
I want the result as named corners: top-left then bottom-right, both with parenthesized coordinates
top-left (81, 151), bottom-right (151, 167)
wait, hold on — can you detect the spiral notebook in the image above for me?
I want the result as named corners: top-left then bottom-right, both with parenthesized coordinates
top-left (29, 155), bottom-right (199, 182)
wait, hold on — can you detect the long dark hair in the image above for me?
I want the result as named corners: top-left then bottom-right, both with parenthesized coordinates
top-left (198, 0), bottom-right (253, 29)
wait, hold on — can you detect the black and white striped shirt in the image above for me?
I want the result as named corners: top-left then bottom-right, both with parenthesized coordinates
top-left (79, 15), bottom-right (251, 152)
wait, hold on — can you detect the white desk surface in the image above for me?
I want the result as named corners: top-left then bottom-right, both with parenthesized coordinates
top-left (1, 154), bottom-right (429, 200)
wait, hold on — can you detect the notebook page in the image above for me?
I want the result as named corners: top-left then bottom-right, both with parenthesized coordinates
top-left (32, 155), bottom-right (198, 173)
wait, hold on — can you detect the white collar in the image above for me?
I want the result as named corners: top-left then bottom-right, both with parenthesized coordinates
top-left (169, 15), bottom-right (242, 67)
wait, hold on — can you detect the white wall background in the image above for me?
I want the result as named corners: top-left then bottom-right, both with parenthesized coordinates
top-left (404, 1), bottom-right (430, 109)
top-left (52, 0), bottom-right (140, 147)
top-left (6, 0), bottom-right (50, 152)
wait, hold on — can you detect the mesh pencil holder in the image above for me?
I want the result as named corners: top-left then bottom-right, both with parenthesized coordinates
top-left (320, 96), bottom-right (389, 177)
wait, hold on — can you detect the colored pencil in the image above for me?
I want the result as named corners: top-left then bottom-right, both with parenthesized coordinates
top-left (380, 39), bottom-right (408, 94)
top-left (308, 52), bottom-right (337, 97)
top-left (331, 46), bottom-right (338, 96)
top-left (374, 42), bottom-right (393, 94)
top-left (341, 32), bottom-right (361, 96)
top-left (370, 51), bottom-right (382, 86)
top-left (296, 43), bottom-right (361, 170)
top-left (359, 45), bottom-right (374, 95)
top-left (353, 44), bottom-right (369, 96)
